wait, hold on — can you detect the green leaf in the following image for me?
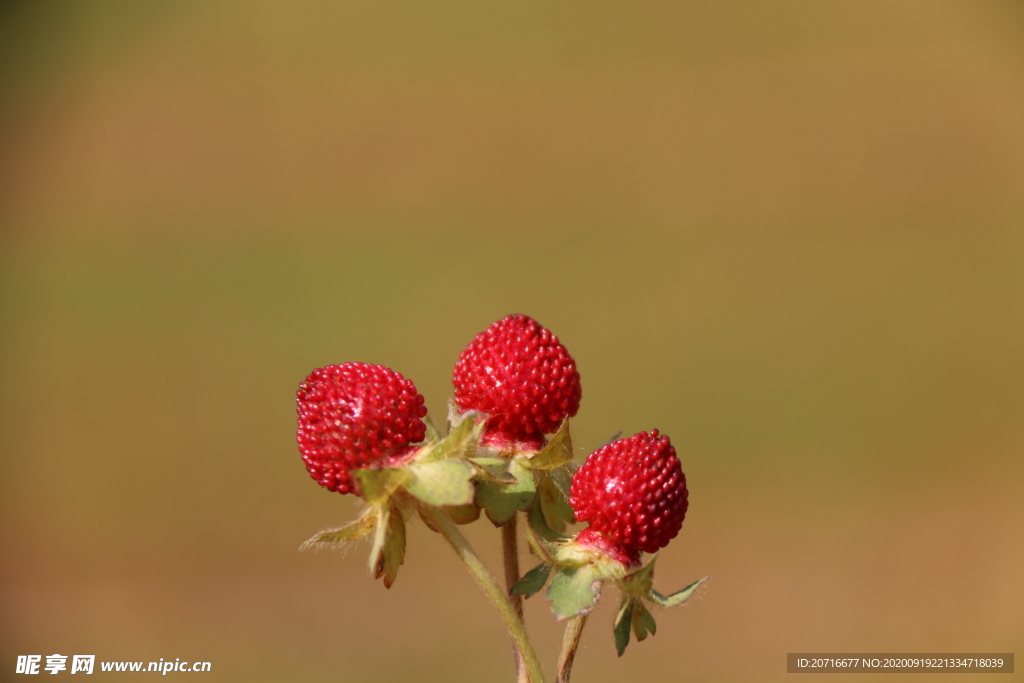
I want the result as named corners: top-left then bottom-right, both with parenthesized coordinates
top-left (632, 601), bottom-right (657, 642)
top-left (536, 468), bottom-right (576, 533)
top-left (381, 504), bottom-right (406, 588)
top-left (649, 576), bottom-right (710, 608)
top-left (475, 459), bottom-right (536, 526)
top-left (524, 418), bottom-right (574, 470)
top-left (510, 563), bottom-right (552, 598)
top-left (405, 460), bottom-right (476, 507)
top-left (546, 564), bottom-right (602, 620)
top-left (299, 510), bottom-right (376, 550)
top-left (613, 596), bottom-right (634, 656)
top-left (352, 468), bottom-right (410, 505)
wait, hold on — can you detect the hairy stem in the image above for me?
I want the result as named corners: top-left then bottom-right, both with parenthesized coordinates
top-left (423, 506), bottom-right (545, 683)
top-left (502, 515), bottom-right (528, 683)
top-left (556, 614), bottom-right (589, 683)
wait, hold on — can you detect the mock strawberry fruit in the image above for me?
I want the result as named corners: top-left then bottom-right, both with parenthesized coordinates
top-left (570, 430), bottom-right (688, 565)
top-left (296, 363), bottom-right (428, 495)
top-left (453, 314), bottom-right (581, 450)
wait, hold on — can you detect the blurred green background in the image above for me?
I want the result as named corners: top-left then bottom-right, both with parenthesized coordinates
top-left (2, 2), bottom-right (1022, 681)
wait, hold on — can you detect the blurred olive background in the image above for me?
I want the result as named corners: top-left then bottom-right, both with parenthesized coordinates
top-left (2, 2), bottom-right (1023, 681)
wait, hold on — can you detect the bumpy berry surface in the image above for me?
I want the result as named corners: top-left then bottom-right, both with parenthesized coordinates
top-left (570, 430), bottom-right (688, 562)
top-left (296, 363), bottom-right (427, 495)
top-left (453, 314), bottom-right (581, 450)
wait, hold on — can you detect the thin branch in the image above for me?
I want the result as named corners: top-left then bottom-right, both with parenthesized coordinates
top-left (422, 505), bottom-right (545, 683)
top-left (556, 614), bottom-right (589, 683)
top-left (502, 515), bottom-right (528, 683)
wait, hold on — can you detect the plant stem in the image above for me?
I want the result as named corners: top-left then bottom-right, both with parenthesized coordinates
top-left (556, 614), bottom-right (589, 683)
top-left (423, 505), bottom-right (545, 683)
top-left (502, 515), bottom-right (528, 683)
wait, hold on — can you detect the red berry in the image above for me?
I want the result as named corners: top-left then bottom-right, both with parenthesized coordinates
top-left (453, 314), bottom-right (581, 450)
top-left (570, 430), bottom-right (688, 564)
top-left (296, 363), bottom-right (427, 495)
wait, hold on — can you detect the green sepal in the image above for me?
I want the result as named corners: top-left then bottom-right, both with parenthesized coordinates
top-left (523, 418), bottom-right (573, 470)
top-left (526, 495), bottom-right (569, 543)
top-left (621, 554), bottom-right (658, 596)
top-left (632, 600), bottom-right (657, 642)
top-left (299, 509), bottom-right (376, 551)
top-left (613, 596), bottom-right (634, 656)
top-left (419, 408), bottom-right (485, 463)
top-left (536, 466), bottom-right (576, 533)
top-left (510, 563), bottom-right (553, 598)
top-left (368, 504), bottom-right (406, 588)
top-left (381, 504), bottom-right (406, 588)
top-left (423, 414), bottom-right (442, 443)
top-left (649, 576), bottom-right (709, 608)
top-left (404, 460), bottom-right (475, 507)
top-left (353, 468), bottom-right (410, 505)
top-left (446, 396), bottom-right (463, 429)
top-left (469, 457), bottom-right (518, 483)
top-left (475, 459), bottom-right (536, 526)
top-left (417, 504), bottom-right (440, 533)
top-left (445, 503), bottom-right (481, 525)
top-left (546, 564), bottom-right (602, 620)
top-left (523, 506), bottom-right (559, 563)
top-left (417, 502), bottom-right (481, 534)
top-left (368, 504), bottom-right (390, 579)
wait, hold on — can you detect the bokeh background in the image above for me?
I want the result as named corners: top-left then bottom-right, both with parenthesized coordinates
top-left (2, 2), bottom-right (1022, 681)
